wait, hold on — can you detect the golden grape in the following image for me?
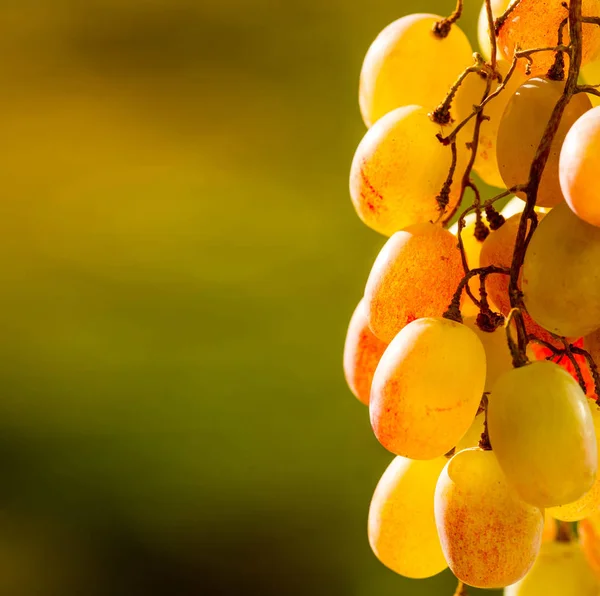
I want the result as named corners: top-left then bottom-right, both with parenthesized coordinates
top-left (582, 59), bottom-right (600, 108)
top-left (496, 77), bottom-right (592, 208)
top-left (505, 541), bottom-right (599, 596)
top-left (541, 511), bottom-right (557, 544)
top-left (523, 203), bottom-right (600, 338)
top-left (368, 456), bottom-right (448, 578)
top-left (370, 318), bottom-right (485, 459)
top-left (359, 14), bottom-right (473, 127)
top-left (477, 0), bottom-right (512, 61)
top-left (498, 0), bottom-right (600, 76)
top-left (560, 107), bottom-right (600, 227)
top-left (456, 413), bottom-right (485, 451)
top-left (343, 299), bottom-right (388, 406)
top-left (349, 106), bottom-right (465, 237)
top-left (435, 448), bottom-right (543, 588)
top-left (579, 514), bottom-right (600, 580)
top-left (455, 61), bottom-right (527, 188)
top-left (488, 361), bottom-right (597, 508)
top-left (364, 223), bottom-right (464, 343)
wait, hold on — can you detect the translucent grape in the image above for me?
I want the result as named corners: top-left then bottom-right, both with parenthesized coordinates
top-left (582, 59), bottom-right (600, 108)
top-left (488, 360), bottom-right (597, 508)
top-left (560, 107), bottom-right (600, 227)
top-left (464, 316), bottom-right (513, 392)
top-left (579, 514), bottom-right (600, 580)
top-left (349, 106), bottom-right (465, 237)
top-left (368, 456), bottom-right (448, 578)
top-left (343, 299), bottom-right (388, 406)
top-left (500, 197), bottom-right (550, 219)
top-left (496, 78), bottom-right (592, 208)
top-left (455, 61), bottom-right (527, 188)
top-left (370, 318), bottom-right (486, 459)
top-left (456, 413), bottom-right (485, 451)
top-left (435, 448), bottom-right (543, 588)
top-left (359, 14), bottom-right (473, 127)
top-left (523, 203), bottom-right (600, 338)
top-left (548, 402), bottom-right (600, 521)
top-left (364, 223), bottom-right (464, 343)
top-left (505, 541), bottom-right (598, 596)
top-left (477, 0), bottom-right (512, 61)
top-left (497, 0), bottom-right (600, 76)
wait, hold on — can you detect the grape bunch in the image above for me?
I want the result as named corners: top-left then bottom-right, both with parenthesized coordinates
top-left (342, 0), bottom-right (600, 593)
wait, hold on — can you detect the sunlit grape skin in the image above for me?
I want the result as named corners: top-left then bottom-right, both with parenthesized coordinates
top-left (560, 107), bottom-right (600, 227)
top-left (496, 78), bottom-right (592, 208)
top-left (342, 300), bottom-right (388, 406)
top-left (579, 514), bottom-right (600, 580)
top-left (359, 14), bottom-right (473, 127)
top-left (548, 403), bottom-right (600, 521)
top-left (370, 318), bottom-right (486, 460)
top-left (477, 0), bottom-right (511, 60)
top-left (488, 361), bottom-right (597, 508)
top-left (505, 541), bottom-right (599, 596)
top-left (435, 448), bottom-right (543, 589)
top-left (523, 203), bottom-right (600, 338)
top-left (349, 106), bottom-right (465, 237)
top-left (368, 456), bottom-right (448, 579)
top-left (455, 61), bottom-right (527, 188)
top-left (364, 223), bottom-right (464, 343)
top-left (497, 0), bottom-right (600, 76)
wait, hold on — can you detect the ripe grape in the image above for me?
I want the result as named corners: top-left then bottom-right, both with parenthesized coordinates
top-left (560, 107), bottom-right (600, 227)
top-left (542, 511), bottom-right (557, 544)
top-left (435, 448), bottom-right (543, 588)
top-left (500, 197), bottom-right (550, 219)
top-left (579, 514), bottom-right (600, 580)
top-left (364, 223), bottom-right (464, 343)
top-left (359, 14), bottom-right (473, 127)
top-left (464, 316), bottom-right (513, 392)
top-left (349, 106), bottom-right (466, 237)
top-left (370, 318), bottom-right (486, 459)
top-left (497, 0), bottom-right (600, 77)
top-left (496, 78), bottom-right (592, 208)
top-left (523, 203), bottom-right (600, 338)
top-left (368, 456), bottom-right (448, 578)
top-left (582, 59), bottom-right (600, 108)
top-left (505, 541), bottom-right (599, 596)
top-left (456, 413), bottom-right (485, 451)
top-left (343, 300), bottom-right (388, 406)
top-left (477, 0), bottom-right (512, 61)
top-left (487, 360), bottom-right (597, 508)
top-left (455, 61), bottom-right (527, 188)
top-left (548, 402), bottom-right (600, 521)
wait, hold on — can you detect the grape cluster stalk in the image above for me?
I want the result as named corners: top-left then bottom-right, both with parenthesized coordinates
top-left (343, 0), bottom-right (600, 593)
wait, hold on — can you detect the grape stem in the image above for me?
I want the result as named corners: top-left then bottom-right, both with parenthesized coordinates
top-left (453, 579), bottom-right (468, 596)
top-left (433, 0), bottom-right (464, 39)
top-left (495, 0), bottom-right (523, 36)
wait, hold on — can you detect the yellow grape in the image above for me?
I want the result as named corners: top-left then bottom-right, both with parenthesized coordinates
top-left (542, 511), bottom-right (557, 544)
top-left (359, 14), bottom-right (473, 127)
top-left (455, 60), bottom-right (527, 188)
top-left (370, 318), bottom-right (485, 459)
top-left (500, 196), bottom-right (550, 219)
top-left (548, 402), bottom-right (600, 521)
top-left (582, 59), bottom-right (600, 108)
top-left (349, 106), bottom-right (465, 237)
top-left (343, 299), bottom-right (388, 406)
top-left (488, 360), bottom-right (597, 508)
top-left (449, 213), bottom-right (483, 318)
top-left (368, 456), bottom-right (448, 578)
top-left (435, 448), bottom-right (543, 588)
top-left (364, 223), bottom-right (464, 343)
top-left (560, 107), bottom-right (600, 227)
top-left (498, 0), bottom-right (600, 76)
top-left (464, 316), bottom-right (513, 393)
top-left (579, 514), bottom-right (600, 580)
top-left (496, 77), bottom-right (592, 208)
top-left (477, 0), bottom-right (511, 61)
top-left (523, 203), bottom-right (600, 338)
top-left (456, 413), bottom-right (485, 451)
top-left (505, 541), bottom-right (599, 596)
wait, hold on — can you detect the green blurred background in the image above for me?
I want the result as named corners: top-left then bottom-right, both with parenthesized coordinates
top-left (0, 0), bottom-right (498, 594)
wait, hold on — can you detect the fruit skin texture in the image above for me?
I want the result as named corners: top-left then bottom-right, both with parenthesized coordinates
top-left (496, 78), bottom-right (592, 208)
top-left (579, 514), bottom-right (600, 580)
top-left (548, 402), bottom-right (600, 521)
top-left (435, 448), bottom-right (543, 589)
top-left (343, 299), bottom-right (388, 405)
top-left (364, 223), bottom-right (464, 343)
top-left (370, 318), bottom-right (486, 460)
top-left (368, 456), bottom-right (448, 579)
top-left (560, 106), bottom-right (600, 227)
top-left (349, 106), bottom-right (464, 237)
top-left (505, 541), bottom-right (599, 596)
top-left (359, 14), bottom-right (473, 128)
top-left (523, 203), bottom-right (600, 338)
top-left (488, 361), bottom-right (597, 508)
top-left (497, 0), bottom-right (600, 76)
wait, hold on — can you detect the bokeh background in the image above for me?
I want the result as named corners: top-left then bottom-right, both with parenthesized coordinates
top-left (0, 0), bottom-right (499, 594)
